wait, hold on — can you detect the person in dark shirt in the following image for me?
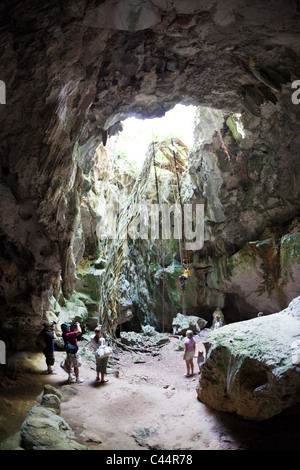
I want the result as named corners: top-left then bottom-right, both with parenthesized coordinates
top-left (43, 322), bottom-right (57, 375)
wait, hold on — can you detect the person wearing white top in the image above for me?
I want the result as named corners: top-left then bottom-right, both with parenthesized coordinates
top-left (87, 325), bottom-right (109, 383)
top-left (183, 329), bottom-right (196, 377)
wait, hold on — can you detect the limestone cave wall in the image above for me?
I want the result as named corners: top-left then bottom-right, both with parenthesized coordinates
top-left (1, 0), bottom-right (300, 348)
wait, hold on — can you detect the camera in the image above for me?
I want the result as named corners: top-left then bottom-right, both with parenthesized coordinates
top-left (50, 321), bottom-right (57, 329)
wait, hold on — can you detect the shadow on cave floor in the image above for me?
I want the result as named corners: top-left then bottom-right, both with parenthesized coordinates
top-left (206, 404), bottom-right (300, 451)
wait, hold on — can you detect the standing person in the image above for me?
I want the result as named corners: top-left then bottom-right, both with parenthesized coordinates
top-left (214, 314), bottom-right (222, 330)
top-left (183, 329), bottom-right (195, 377)
top-left (196, 350), bottom-right (206, 374)
top-left (42, 322), bottom-right (57, 375)
top-left (61, 322), bottom-right (84, 383)
top-left (87, 325), bottom-right (109, 384)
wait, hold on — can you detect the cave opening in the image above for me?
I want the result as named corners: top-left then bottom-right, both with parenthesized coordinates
top-left (80, 102), bottom-right (251, 338)
top-left (82, 104), bottom-right (211, 335)
top-left (112, 103), bottom-right (197, 168)
top-left (102, 104), bottom-right (198, 335)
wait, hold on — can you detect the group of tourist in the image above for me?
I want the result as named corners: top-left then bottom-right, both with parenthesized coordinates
top-left (41, 312), bottom-right (223, 383)
top-left (41, 322), bottom-right (109, 384)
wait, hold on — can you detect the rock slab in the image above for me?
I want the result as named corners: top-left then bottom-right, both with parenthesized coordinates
top-left (20, 386), bottom-right (87, 450)
top-left (197, 297), bottom-right (300, 421)
top-left (172, 313), bottom-right (207, 335)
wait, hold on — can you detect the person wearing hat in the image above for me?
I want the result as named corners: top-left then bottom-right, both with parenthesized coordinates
top-left (61, 322), bottom-right (84, 383)
top-left (43, 322), bottom-right (57, 375)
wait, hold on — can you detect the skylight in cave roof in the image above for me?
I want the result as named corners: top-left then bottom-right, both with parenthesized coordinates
top-left (113, 104), bottom-right (197, 168)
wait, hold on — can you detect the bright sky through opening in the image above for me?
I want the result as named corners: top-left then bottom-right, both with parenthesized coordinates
top-left (114, 104), bottom-right (197, 167)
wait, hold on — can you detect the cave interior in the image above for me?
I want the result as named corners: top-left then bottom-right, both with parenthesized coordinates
top-left (0, 0), bottom-right (300, 451)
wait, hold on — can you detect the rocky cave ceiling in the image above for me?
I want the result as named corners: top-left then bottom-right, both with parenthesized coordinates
top-left (0, 0), bottom-right (300, 346)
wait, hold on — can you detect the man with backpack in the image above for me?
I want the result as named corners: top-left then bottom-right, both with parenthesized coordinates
top-left (61, 322), bottom-right (84, 383)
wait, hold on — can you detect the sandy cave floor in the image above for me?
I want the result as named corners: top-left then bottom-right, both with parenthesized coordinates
top-left (0, 334), bottom-right (299, 452)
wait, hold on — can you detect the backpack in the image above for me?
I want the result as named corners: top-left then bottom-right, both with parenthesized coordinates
top-left (65, 341), bottom-right (78, 354)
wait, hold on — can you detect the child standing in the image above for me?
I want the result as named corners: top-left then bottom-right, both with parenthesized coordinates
top-left (196, 350), bottom-right (206, 374)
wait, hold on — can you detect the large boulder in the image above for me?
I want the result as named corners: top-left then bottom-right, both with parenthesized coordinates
top-left (120, 331), bottom-right (145, 347)
top-left (197, 296), bottom-right (300, 421)
top-left (20, 386), bottom-right (87, 450)
top-left (222, 225), bottom-right (300, 317)
top-left (172, 313), bottom-right (207, 335)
